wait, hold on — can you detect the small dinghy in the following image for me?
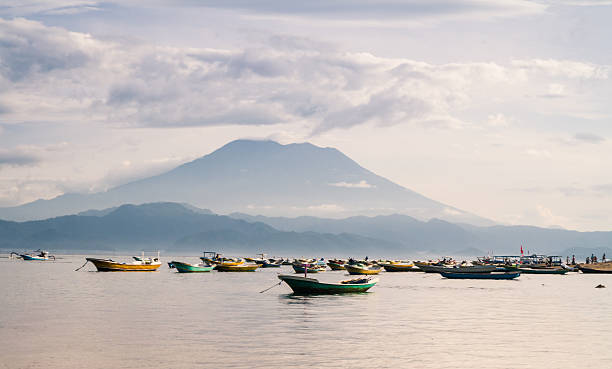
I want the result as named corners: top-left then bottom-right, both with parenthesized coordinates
top-left (278, 274), bottom-right (378, 294)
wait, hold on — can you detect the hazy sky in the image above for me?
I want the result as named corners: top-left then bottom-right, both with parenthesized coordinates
top-left (1, 0), bottom-right (612, 230)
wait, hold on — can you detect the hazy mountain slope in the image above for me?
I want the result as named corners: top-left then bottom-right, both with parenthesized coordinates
top-left (0, 202), bottom-right (400, 254)
top-left (229, 212), bottom-right (612, 255)
top-left (0, 140), bottom-right (491, 225)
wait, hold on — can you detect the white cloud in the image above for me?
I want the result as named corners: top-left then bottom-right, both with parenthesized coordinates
top-left (329, 180), bottom-right (375, 188)
top-left (486, 113), bottom-right (511, 127)
top-left (512, 59), bottom-right (609, 80)
top-left (2, 18), bottom-right (610, 139)
top-left (525, 148), bottom-right (552, 158)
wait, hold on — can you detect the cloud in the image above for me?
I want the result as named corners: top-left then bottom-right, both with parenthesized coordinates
top-left (525, 148), bottom-right (552, 158)
top-left (0, 18), bottom-right (94, 82)
top-left (329, 180), bottom-right (375, 188)
top-left (512, 59), bottom-right (609, 80)
top-left (573, 132), bottom-right (605, 144)
top-left (1, 18), bottom-right (610, 137)
top-left (0, 1), bottom-right (100, 16)
top-left (0, 149), bottom-right (40, 167)
top-left (161, 0), bottom-right (546, 23)
top-left (486, 113), bottom-right (511, 127)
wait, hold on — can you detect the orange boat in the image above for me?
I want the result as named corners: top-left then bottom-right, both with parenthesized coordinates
top-left (85, 256), bottom-right (162, 272)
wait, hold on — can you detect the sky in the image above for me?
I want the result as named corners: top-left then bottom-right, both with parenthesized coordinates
top-left (1, 0), bottom-right (612, 230)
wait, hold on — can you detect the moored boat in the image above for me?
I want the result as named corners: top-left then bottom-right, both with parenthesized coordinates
top-left (419, 265), bottom-right (499, 274)
top-left (171, 261), bottom-right (214, 273)
top-left (517, 267), bottom-right (568, 275)
top-left (216, 264), bottom-right (259, 272)
top-left (292, 264), bottom-right (324, 273)
top-left (327, 261), bottom-right (346, 270)
top-left (85, 256), bottom-right (162, 272)
top-left (382, 263), bottom-right (420, 272)
top-left (577, 261), bottom-right (612, 274)
top-left (278, 274), bottom-right (378, 294)
top-left (12, 250), bottom-right (55, 261)
top-left (440, 271), bottom-right (521, 280)
top-left (344, 264), bottom-right (381, 275)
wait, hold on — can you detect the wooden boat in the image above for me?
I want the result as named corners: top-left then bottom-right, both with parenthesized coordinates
top-left (327, 261), bottom-right (346, 270)
top-left (344, 264), bottom-right (381, 275)
top-left (171, 261), bottom-right (214, 273)
top-left (517, 267), bottom-right (568, 275)
top-left (85, 257), bottom-right (162, 272)
top-left (278, 274), bottom-right (378, 294)
top-left (215, 264), bottom-right (259, 272)
top-left (292, 264), bottom-right (324, 273)
top-left (577, 261), bottom-right (612, 274)
top-left (382, 263), bottom-right (420, 272)
top-left (440, 271), bottom-right (521, 280)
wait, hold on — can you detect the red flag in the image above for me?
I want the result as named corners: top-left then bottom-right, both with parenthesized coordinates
top-left (520, 245), bottom-right (524, 255)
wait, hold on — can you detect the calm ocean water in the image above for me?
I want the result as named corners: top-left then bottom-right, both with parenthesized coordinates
top-left (1, 255), bottom-right (612, 369)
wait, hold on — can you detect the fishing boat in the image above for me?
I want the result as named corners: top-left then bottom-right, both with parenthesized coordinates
top-left (440, 271), bottom-right (521, 280)
top-left (278, 274), bottom-right (378, 294)
top-left (215, 264), bottom-right (259, 272)
top-left (344, 263), bottom-right (381, 275)
top-left (418, 265), bottom-right (500, 274)
top-left (292, 264), bottom-right (324, 273)
top-left (327, 260), bottom-right (346, 270)
top-left (84, 256), bottom-right (162, 272)
top-left (261, 261), bottom-right (282, 268)
top-left (517, 267), bottom-right (568, 275)
top-left (577, 261), bottom-right (612, 274)
top-left (382, 263), bottom-right (421, 272)
top-left (11, 250), bottom-right (55, 261)
top-left (171, 261), bottom-right (214, 273)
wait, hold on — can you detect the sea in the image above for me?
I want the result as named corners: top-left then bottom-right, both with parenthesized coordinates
top-left (1, 254), bottom-right (612, 369)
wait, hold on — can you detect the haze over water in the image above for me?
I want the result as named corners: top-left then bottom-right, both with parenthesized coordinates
top-left (1, 255), bottom-right (611, 368)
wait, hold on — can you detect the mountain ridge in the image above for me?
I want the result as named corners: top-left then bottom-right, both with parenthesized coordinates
top-left (0, 139), bottom-right (491, 225)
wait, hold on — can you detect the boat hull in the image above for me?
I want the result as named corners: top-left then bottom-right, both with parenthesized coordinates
top-left (440, 271), bottom-right (520, 280)
top-left (517, 268), bottom-right (568, 275)
top-left (327, 262), bottom-right (346, 270)
top-left (344, 265), bottom-right (381, 275)
top-left (578, 262), bottom-right (612, 273)
top-left (292, 265), bottom-right (323, 273)
top-left (216, 264), bottom-right (259, 272)
top-left (21, 255), bottom-right (49, 261)
top-left (278, 275), bottom-right (377, 294)
top-left (382, 264), bottom-right (420, 272)
top-left (86, 258), bottom-right (161, 272)
top-left (171, 261), bottom-right (214, 273)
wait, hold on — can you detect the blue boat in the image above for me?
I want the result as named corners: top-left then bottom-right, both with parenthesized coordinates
top-left (12, 250), bottom-right (55, 261)
top-left (440, 271), bottom-right (520, 280)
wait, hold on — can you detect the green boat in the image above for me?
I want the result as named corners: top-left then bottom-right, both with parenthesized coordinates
top-left (171, 261), bottom-right (215, 273)
top-left (517, 267), bottom-right (568, 275)
top-left (278, 274), bottom-right (378, 294)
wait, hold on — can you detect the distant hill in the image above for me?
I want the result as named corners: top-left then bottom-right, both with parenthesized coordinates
top-left (0, 202), bottom-right (401, 255)
top-left (0, 139), bottom-right (492, 226)
top-left (2, 202), bottom-right (611, 259)
top-left (229, 212), bottom-right (612, 257)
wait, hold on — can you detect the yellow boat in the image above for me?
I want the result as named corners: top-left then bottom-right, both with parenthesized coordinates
top-left (345, 264), bottom-right (381, 275)
top-left (215, 264), bottom-right (259, 272)
top-left (85, 257), bottom-right (162, 272)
